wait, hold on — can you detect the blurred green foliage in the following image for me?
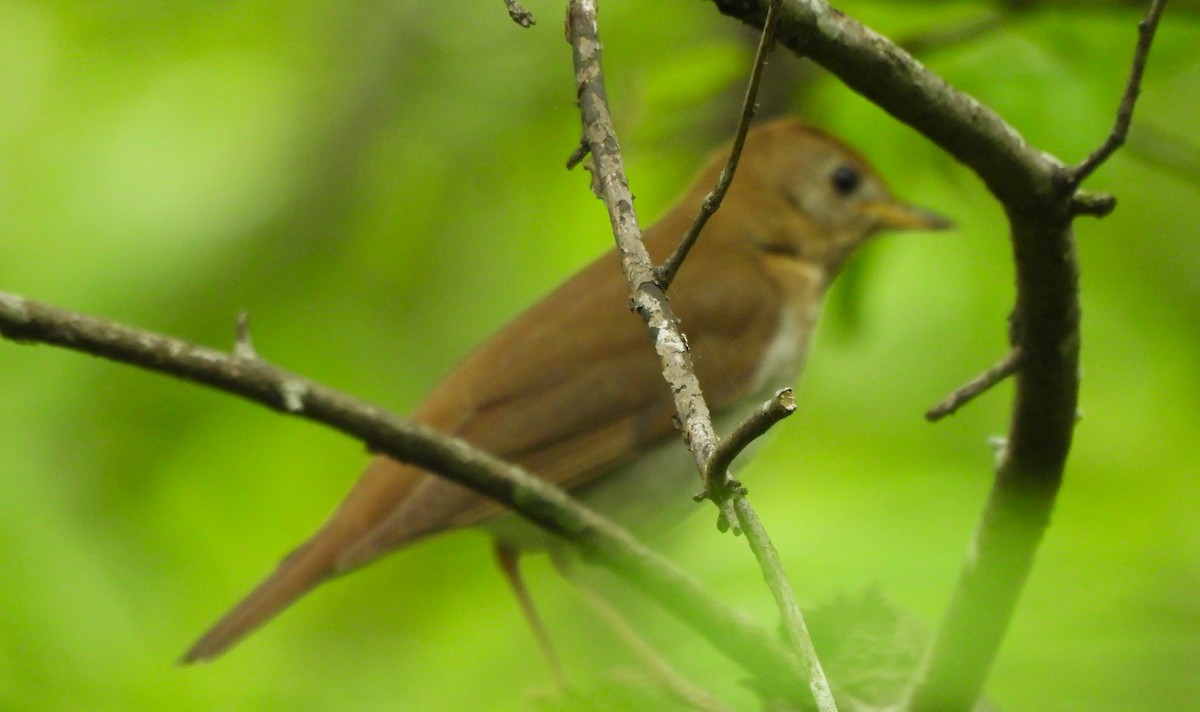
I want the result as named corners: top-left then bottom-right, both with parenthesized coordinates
top-left (1, 1), bottom-right (1197, 710)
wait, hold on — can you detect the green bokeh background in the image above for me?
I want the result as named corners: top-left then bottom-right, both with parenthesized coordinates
top-left (1, 1), bottom-right (1197, 710)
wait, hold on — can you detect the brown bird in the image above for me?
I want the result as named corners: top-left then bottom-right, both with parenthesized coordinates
top-left (182, 118), bottom-right (949, 665)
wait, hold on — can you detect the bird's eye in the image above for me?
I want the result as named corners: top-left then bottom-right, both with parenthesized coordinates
top-left (830, 165), bottom-right (861, 196)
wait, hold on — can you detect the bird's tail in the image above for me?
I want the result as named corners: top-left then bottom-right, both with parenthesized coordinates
top-left (180, 533), bottom-right (338, 663)
top-left (181, 457), bottom-right (424, 663)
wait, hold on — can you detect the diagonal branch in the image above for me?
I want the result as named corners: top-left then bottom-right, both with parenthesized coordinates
top-left (0, 290), bottom-right (811, 699)
top-left (1068, 0), bottom-right (1168, 185)
top-left (565, 3), bottom-right (835, 711)
top-left (925, 348), bottom-right (1023, 422)
top-left (710, 0), bottom-right (1065, 204)
top-left (566, 0), bottom-right (733, 528)
top-left (704, 388), bottom-right (797, 486)
top-left (654, 0), bottom-right (782, 289)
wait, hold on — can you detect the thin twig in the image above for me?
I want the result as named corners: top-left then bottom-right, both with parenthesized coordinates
top-left (565, 141), bottom-right (591, 170)
top-left (503, 0), bottom-right (535, 28)
top-left (654, 0), bottom-right (782, 289)
top-left (925, 349), bottom-right (1023, 422)
top-left (564, 572), bottom-right (739, 712)
top-left (733, 498), bottom-right (838, 712)
top-left (702, 388), bottom-right (796, 495)
top-left (1068, 0), bottom-right (1168, 185)
top-left (705, 395), bottom-right (831, 711)
top-left (0, 290), bottom-right (811, 695)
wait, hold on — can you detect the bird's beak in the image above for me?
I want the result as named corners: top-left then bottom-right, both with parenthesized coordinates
top-left (863, 200), bottom-right (954, 231)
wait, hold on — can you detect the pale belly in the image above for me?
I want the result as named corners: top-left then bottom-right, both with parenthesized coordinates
top-left (481, 298), bottom-right (817, 550)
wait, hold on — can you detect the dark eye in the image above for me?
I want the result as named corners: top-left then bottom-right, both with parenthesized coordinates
top-left (830, 165), bottom-right (861, 196)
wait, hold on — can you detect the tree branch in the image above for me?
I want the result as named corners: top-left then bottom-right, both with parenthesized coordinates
top-left (0, 290), bottom-right (812, 699)
top-left (565, 3), bottom-right (835, 710)
top-left (925, 348), bottom-right (1023, 422)
top-left (654, 0), bottom-right (782, 289)
top-left (704, 388), bottom-right (797, 487)
top-left (732, 497), bottom-right (837, 712)
top-left (567, 0), bottom-right (734, 527)
top-left (892, 0), bottom-right (1191, 11)
top-left (710, 0), bottom-right (1063, 205)
top-left (701, 0), bottom-right (1165, 708)
top-left (1068, 0), bottom-right (1168, 185)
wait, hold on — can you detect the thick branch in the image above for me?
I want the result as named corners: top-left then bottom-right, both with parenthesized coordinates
top-left (0, 290), bottom-right (810, 696)
top-left (698, 1), bottom-right (1169, 709)
top-left (904, 212), bottom-right (1080, 712)
top-left (710, 0), bottom-right (1064, 208)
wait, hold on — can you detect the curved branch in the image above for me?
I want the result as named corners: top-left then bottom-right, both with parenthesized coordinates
top-left (710, 0), bottom-right (1063, 206)
top-left (0, 291), bottom-right (809, 698)
top-left (701, 1), bottom-right (1164, 709)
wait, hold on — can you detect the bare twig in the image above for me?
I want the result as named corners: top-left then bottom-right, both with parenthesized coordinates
top-left (733, 497), bottom-right (837, 712)
top-left (503, 0), bottom-right (535, 28)
top-left (1070, 190), bottom-right (1118, 218)
top-left (703, 388), bottom-right (797, 489)
top-left (1068, 0), bottom-right (1168, 185)
top-left (926, 349), bottom-right (1023, 422)
top-left (0, 290), bottom-right (811, 696)
top-left (566, 4), bottom-right (836, 710)
top-left (654, 0), bottom-right (782, 289)
top-left (565, 141), bottom-right (591, 169)
top-left (564, 574), bottom-right (739, 712)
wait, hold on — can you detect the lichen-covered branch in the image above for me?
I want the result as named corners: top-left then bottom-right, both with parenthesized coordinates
top-left (566, 3), bottom-right (835, 710)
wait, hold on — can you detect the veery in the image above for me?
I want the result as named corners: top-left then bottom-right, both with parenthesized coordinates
top-left (183, 118), bottom-right (949, 663)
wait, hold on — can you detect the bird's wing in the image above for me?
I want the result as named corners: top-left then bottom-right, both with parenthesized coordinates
top-left (182, 226), bottom-right (788, 662)
top-left (338, 229), bottom-right (786, 568)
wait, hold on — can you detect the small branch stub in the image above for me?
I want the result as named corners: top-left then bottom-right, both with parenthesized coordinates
top-left (503, 0), bottom-right (535, 28)
top-left (926, 348), bottom-right (1023, 422)
top-left (1070, 190), bottom-right (1118, 218)
top-left (565, 141), bottom-right (590, 170)
top-left (234, 310), bottom-right (258, 360)
top-left (706, 387), bottom-right (797, 488)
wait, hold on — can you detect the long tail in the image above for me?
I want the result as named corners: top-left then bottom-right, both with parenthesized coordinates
top-left (181, 457), bottom-right (423, 663)
top-left (181, 535), bottom-right (337, 663)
